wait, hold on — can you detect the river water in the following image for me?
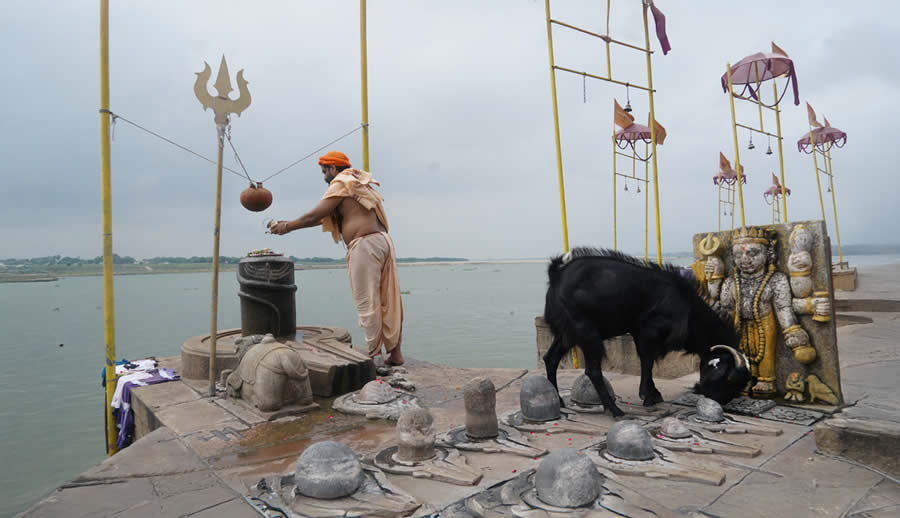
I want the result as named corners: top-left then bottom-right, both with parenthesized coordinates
top-left (1, 255), bottom-right (896, 516)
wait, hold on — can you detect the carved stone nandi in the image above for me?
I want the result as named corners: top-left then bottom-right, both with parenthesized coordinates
top-left (225, 334), bottom-right (313, 412)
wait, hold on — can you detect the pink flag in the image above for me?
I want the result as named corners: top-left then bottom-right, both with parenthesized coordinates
top-left (649, 1), bottom-right (671, 55)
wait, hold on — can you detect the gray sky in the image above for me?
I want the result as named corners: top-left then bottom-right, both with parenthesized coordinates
top-left (2, 1), bottom-right (898, 261)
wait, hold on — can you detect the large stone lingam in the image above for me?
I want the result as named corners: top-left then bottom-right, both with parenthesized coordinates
top-left (438, 377), bottom-right (546, 458)
top-left (372, 408), bottom-right (482, 485)
top-left (500, 376), bottom-right (605, 436)
top-left (250, 441), bottom-right (420, 516)
top-left (182, 252), bottom-right (375, 397)
top-left (436, 449), bottom-right (674, 517)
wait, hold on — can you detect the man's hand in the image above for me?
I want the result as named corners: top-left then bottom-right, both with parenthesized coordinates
top-left (269, 220), bottom-right (294, 235)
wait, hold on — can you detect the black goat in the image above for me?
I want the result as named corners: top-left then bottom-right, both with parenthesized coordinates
top-left (542, 248), bottom-right (751, 417)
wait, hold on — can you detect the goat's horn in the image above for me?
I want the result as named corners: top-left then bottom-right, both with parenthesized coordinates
top-left (711, 345), bottom-right (745, 369)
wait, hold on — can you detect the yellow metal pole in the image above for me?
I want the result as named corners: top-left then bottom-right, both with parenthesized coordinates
top-left (809, 128), bottom-right (827, 222)
top-left (360, 0), bottom-right (370, 171)
top-left (545, 0), bottom-right (569, 252)
top-left (208, 125), bottom-right (225, 397)
top-left (730, 186), bottom-right (735, 230)
top-left (99, 0), bottom-right (118, 456)
top-left (605, 0), bottom-right (612, 79)
top-left (773, 81), bottom-right (788, 221)
top-left (613, 131), bottom-right (617, 250)
top-left (717, 180), bottom-right (722, 232)
top-left (826, 147), bottom-right (843, 264)
top-left (754, 62), bottom-right (765, 133)
top-left (641, 3), bottom-right (662, 264)
top-left (726, 64), bottom-right (746, 227)
top-left (644, 143), bottom-right (649, 262)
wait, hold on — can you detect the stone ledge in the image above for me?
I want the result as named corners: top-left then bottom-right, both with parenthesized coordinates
top-left (815, 415), bottom-right (900, 478)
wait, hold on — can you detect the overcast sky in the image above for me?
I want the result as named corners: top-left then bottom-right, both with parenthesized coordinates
top-left (2, 1), bottom-right (898, 261)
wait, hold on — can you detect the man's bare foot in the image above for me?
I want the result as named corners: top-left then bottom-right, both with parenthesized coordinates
top-left (385, 347), bottom-right (405, 366)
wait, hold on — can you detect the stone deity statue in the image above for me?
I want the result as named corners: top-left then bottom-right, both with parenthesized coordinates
top-left (705, 227), bottom-right (830, 398)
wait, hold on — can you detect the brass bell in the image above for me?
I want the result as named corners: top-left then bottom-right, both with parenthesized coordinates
top-left (766, 145), bottom-right (773, 155)
top-left (624, 100), bottom-right (632, 113)
top-left (748, 135), bottom-right (755, 150)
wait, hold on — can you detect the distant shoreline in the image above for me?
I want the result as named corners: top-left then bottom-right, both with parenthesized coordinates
top-left (0, 259), bottom-right (550, 282)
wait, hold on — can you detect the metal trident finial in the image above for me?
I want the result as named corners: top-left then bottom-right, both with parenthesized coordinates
top-left (194, 56), bottom-right (251, 125)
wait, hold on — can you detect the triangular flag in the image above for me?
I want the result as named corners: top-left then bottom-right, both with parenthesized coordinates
top-left (771, 41), bottom-right (789, 57)
top-left (772, 173), bottom-right (781, 187)
top-left (719, 152), bottom-right (731, 172)
top-left (649, 1), bottom-right (671, 55)
top-left (649, 114), bottom-right (667, 145)
top-left (807, 102), bottom-right (823, 128)
top-left (824, 116), bottom-right (832, 128)
top-left (614, 99), bottom-right (635, 129)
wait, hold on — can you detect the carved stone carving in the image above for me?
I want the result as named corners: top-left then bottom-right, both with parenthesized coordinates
top-left (693, 221), bottom-right (843, 405)
top-left (225, 334), bottom-right (314, 412)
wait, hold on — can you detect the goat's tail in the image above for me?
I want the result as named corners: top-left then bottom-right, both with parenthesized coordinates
top-left (547, 251), bottom-right (572, 283)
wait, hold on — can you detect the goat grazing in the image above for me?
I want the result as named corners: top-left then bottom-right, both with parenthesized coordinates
top-left (543, 248), bottom-right (751, 417)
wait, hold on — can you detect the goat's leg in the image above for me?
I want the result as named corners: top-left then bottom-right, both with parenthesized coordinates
top-left (542, 333), bottom-right (567, 408)
top-left (581, 347), bottom-right (623, 417)
top-left (634, 334), bottom-right (663, 407)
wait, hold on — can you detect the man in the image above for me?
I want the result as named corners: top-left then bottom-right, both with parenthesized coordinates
top-left (269, 151), bottom-right (404, 365)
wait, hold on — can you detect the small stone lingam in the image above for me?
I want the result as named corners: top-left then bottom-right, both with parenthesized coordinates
top-left (438, 377), bottom-right (546, 458)
top-left (332, 378), bottom-right (421, 420)
top-left (589, 421), bottom-right (727, 486)
top-left (678, 397), bottom-right (782, 436)
top-left (250, 441), bottom-right (420, 516)
top-left (372, 408), bottom-right (482, 486)
top-left (652, 417), bottom-right (761, 458)
top-left (499, 376), bottom-right (605, 436)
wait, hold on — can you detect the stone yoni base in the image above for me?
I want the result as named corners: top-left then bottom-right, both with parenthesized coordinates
top-left (535, 316), bottom-right (699, 378)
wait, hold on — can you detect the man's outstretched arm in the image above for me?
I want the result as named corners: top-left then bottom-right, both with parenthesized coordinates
top-left (270, 196), bottom-right (342, 235)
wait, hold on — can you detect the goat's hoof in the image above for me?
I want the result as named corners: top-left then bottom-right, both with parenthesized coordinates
top-left (642, 392), bottom-right (663, 407)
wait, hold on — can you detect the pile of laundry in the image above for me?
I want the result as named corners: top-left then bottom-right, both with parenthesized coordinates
top-left (102, 358), bottom-right (180, 449)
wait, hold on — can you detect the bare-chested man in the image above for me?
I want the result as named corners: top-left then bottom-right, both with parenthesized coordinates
top-left (269, 150), bottom-right (404, 365)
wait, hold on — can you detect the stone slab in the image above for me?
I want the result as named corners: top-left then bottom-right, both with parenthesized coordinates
top-left (704, 435), bottom-right (884, 518)
top-left (815, 415), bottom-right (900, 478)
top-left (843, 478), bottom-right (900, 517)
top-left (74, 427), bottom-right (206, 481)
top-left (833, 267), bottom-right (858, 292)
top-left (758, 406), bottom-right (825, 426)
top-left (154, 398), bottom-right (248, 436)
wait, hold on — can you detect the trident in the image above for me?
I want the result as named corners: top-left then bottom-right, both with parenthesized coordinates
top-left (194, 56), bottom-right (251, 397)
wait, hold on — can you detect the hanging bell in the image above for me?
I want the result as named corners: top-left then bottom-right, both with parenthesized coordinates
top-left (240, 182), bottom-right (273, 212)
top-left (766, 145), bottom-right (773, 155)
top-left (748, 135), bottom-right (755, 150)
top-left (624, 84), bottom-right (633, 112)
top-left (636, 184), bottom-right (641, 193)
top-left (624, 181), bottom-right (629, 192)
top-left (827, 185), bottom-right (831, 193)
top-left (624, 100), bottom-right (632, 113)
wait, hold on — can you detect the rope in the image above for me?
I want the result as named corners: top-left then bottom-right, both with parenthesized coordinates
top-left (101, 110), bottom-right (246, 179)
top-left (225, 126), bottom-right (254, 183)
top-left (101, 110), bottom-right (363, 185)
top-left (258, 124), bottom-right (363, 184)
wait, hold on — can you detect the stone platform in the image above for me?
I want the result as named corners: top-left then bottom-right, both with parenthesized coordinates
top-left (21, 265), bottom-right (900, 517)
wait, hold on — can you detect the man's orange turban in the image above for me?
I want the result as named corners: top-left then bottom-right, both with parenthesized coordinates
top-left (318, 150), bottom-right (352, 168)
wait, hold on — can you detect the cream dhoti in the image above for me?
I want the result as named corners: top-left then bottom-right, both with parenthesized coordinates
top-left (347, 232), bottom-right (403, 357)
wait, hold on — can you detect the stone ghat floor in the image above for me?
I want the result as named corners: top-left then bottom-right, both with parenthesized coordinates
top-left (21, 264), bottom-right (900, 518)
